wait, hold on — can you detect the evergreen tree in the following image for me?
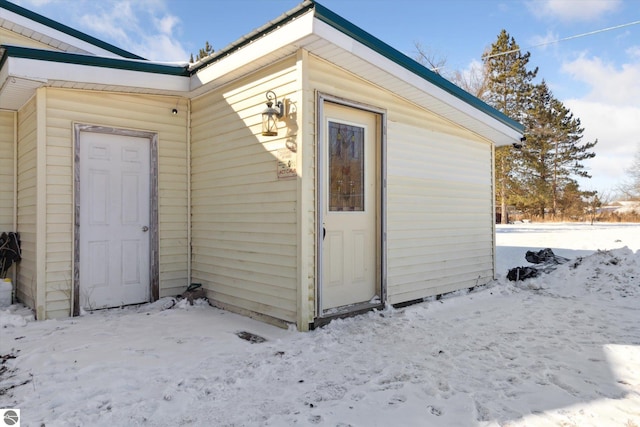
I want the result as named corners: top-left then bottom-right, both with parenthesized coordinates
top-left (190, 41), bottom-right (214, 63)
top-left (556, 181), bottom-right (586, 220)
top-left (482, 30), bottom-right (538, 223)
top-left (584, 191), bottom-right (601, 224)
top-left (518, 81), bottom-right (597, 218)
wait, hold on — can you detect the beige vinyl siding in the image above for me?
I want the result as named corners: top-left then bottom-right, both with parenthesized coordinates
top-left (16, 97), bottom-right (38, 308)
top-left (0, 111), bottom-right (15, 232)
top-left (190, 57), bottom-right (300, 325)
top-left (307, 54), bottom-right (495, 305)
top-left (42, 88), bottom-right (189, 318)
top-left (386, 121), bottom-right (494, 303)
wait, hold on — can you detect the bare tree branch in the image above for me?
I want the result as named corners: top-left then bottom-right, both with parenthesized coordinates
top-left (413, 41), bottom-right (447, 75)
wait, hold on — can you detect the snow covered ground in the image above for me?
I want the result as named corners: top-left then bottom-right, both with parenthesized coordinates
top-left (1, 223), bottom-right (639, 427)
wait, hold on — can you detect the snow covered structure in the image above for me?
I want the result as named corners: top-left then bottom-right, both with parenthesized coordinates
top-left (600, 201), bottom-right (640, 215)
top-left (0, 0), bottom-right (523, 330)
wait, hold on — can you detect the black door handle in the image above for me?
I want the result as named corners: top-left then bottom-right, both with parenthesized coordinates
top-left (323, 226), bottom-right (326, 240)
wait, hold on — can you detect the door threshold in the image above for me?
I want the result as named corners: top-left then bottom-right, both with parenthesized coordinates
top-left (313, 300), bottom-right (384, 328)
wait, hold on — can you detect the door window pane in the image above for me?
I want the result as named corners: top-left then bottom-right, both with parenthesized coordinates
top-left (328, 122), bottom-right (364, 211)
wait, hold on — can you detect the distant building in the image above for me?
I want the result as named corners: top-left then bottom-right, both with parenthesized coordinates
top-left (598, 201), bottom-right (640, 215)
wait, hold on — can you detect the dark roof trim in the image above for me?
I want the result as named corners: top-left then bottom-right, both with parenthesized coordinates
top-left (313, 1), bottom-right (523, 134)
top-left (0, 47), bottom-right (7, 70)
top-left (1, 45), bottom-right (189, 76)
top-left (0, 0), bottom-right (146, 60)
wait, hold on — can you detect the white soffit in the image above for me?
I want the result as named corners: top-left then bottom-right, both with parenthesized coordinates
top-left (190, 9), bottom-right (316, 95)
top-left (0, 56), bottom-right (189, 109)
top-left (191, 6), bottom-right (520, 145)
top-left (8, 57), bottom-right (189, 91)
top-left (0, 73), bottom-right (45, 110)
top-left (309, 18), bottom-right (521, 145)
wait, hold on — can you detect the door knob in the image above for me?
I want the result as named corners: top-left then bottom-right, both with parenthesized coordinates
top-left (142, 226), bottom-right (149, 232)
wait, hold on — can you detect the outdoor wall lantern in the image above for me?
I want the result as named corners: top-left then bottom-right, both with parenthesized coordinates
top-left (262, 90), bottom-right (284, 136)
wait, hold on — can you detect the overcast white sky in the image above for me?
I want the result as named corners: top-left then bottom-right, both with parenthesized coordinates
top-left (14, 0), bottom-right (640, 196)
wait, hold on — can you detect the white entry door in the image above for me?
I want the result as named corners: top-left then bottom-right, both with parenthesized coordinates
top-left (322, 102), bottom-right (379, 312)
top-left (79, 131), bottom-right (150, 310)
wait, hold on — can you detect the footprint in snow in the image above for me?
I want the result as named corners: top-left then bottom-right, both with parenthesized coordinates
top-left (349, 392), bottom-right (365, 402)
top-left (437, 380), bottom-right (450, 392)
top-left (427, 405), bottom-right (442, 416)
top-left (388, 394), bottom-right (406, 405)
top-left (308, 415), bottom-right (322, 424)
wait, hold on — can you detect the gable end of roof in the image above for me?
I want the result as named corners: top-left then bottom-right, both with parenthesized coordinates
top-left (189, 0), bottom-right (315, 73)
top-left (0, 0), bottom-right (146, 60)
top-left (311, 0), bottom-right (523, 134)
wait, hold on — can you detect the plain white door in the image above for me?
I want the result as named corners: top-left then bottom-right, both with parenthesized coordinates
top-left (79, 131), bottom-right (150, 310)
top-left (322, 103), bottom-right (378, 311)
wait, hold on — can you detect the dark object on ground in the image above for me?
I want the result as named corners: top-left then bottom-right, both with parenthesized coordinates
top-left (507, 248), bottom-right (569, 282)
top-left (178, 283), bottom-right (207, 305)
top-left (525, 248), bottom-right (569, 265)
top-left (236, 331), bottom-right (267, 344)
top-left (506, 266), bottom-right (540, 281)
top-left (0, 352), bottom-right (31, 397)
top-left (0, 232), bottom-right (21, 277)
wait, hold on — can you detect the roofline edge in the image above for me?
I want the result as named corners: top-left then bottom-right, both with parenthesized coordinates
top-left (1, 45), bottom-right (189, 76)
top-left (312, 0), bottom-right (524, 134)
top-left (189, 0), bottom-right (315, 74)
top-left (0, 0), bottom-right (146, 60)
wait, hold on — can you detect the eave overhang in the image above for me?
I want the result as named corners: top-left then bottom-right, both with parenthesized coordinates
top-left (191, 0), bottom-right (523, 146)
top-left (1, 0), bottom-right (523, 146)
top-left (0, 45), bottom-right (190, 110)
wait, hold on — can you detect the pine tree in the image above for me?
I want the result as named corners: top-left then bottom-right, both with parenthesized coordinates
top-left (482, 30), bottom-right (538, 223)
top-left (556, 181), bottom-right (586, 220)
top-left (190, 41), bottom-right (214, 63)
top-left (518, 81), bottom-right (597, 218)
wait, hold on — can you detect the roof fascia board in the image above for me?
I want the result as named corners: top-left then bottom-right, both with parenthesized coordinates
top-left (0, 0), bottom-right (145, 59)
top-left (6, 56), bottom-right (189, 92)
top-left (312, 19), bottom-right (522, 142)
top-left (191, 9), bottom-right (315, 90)
top-left (189, 0), bottom-right (314, 74)
top-left (3, 45), bottom-right (188, 76)
top-left (312, 1), bottom-right (523, 135)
